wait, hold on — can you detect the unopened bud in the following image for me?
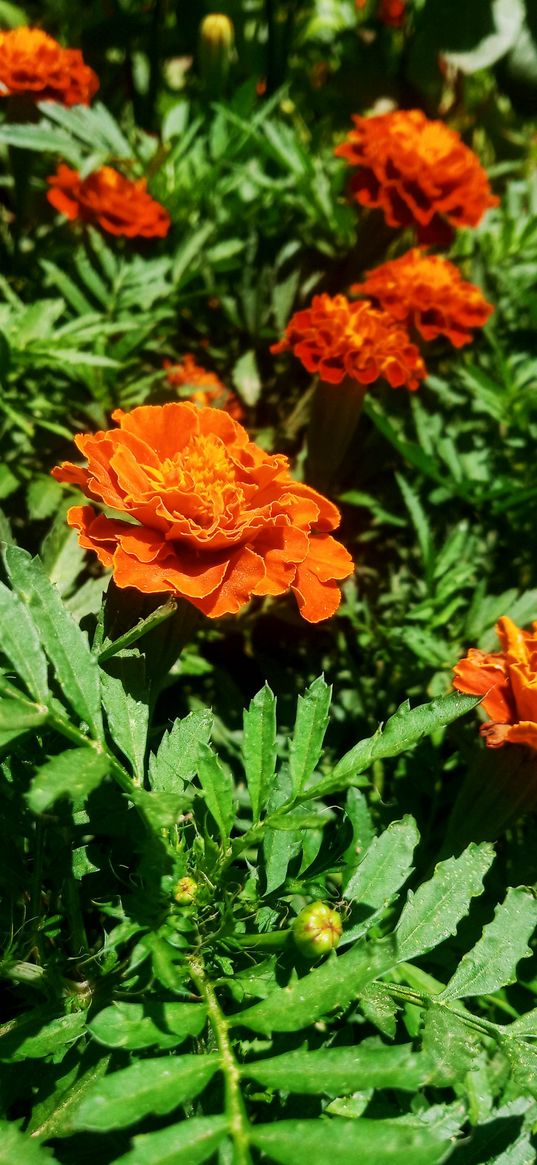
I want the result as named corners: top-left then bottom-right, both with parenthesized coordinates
top-left (292, 901), bottom-right (342, 959)
top-left (173, 876), bottom-right (198, 905)
top-left (199, 14), bottom-right (234, 96)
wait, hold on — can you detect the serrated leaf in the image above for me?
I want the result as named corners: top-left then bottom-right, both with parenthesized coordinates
top-left (149, 710), bottom-right (213, 793)
top-left (242, 1043), bottom-right (433, 1094)
top-left (3, 546), bottom-right (103, 738)
top-left (242, 683), bottom-right (277, 821)
top-left (88, 1002), bottom-right (207, 1050)
top-left (0, 580), bottom-right (49, 703)
top-left (0, 1008), bottom-right (86, 1062)
top-left (0, 1122), bottom-right (55, 1164)
top-left (319, 693), bottom-right (480, 794)
top-left (439, 887), bottom-right (537, 1001)
top-left (0, 696), bottom-right (47, 733)
top-left (342, 816), bottom-right (419, 942)
top-left (100, 650), bottom-right (149, 781)
top-left (196, 744), bottom-right (234, 842)
top-left (250, 1115), bottom-right (454, 1165)
top-left (395, 844), bottom-right (494, 961)
top-left (27, 747), bottom-right (109, 814)
top-left (112, 1116), bottom-right (229, 1165)
top-left (289, 676), bottom-right (331, 796)
top-left (421, 1003), bottom-right (481, 1084)
top-left (501, 1039), bottom-right (537, 1100)
top-left (70, 1054), bottom-right (220, 1131)
top-left (234, 938), bottom-right (395, 1035)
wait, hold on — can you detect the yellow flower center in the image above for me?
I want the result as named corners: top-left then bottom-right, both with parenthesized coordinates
top-left (143, 434), bottom-right (245, 526)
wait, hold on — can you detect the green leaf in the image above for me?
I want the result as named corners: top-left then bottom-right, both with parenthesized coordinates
top-left (149, 710), bottom-right (213, 793)
top-left (0, 696), bottom-right (47, 734)
top-left (100, 650), bottom-right (149, 781)
top-left (289, 676), bottom-right (331, 797)
top-left (88, 1002), bottom-right (207, 1050)
top-left (242, 683), bottom-right (277, 821)
top-left (27, 747), bottom-right (109, 814)
top-left (439, 887), bottom-right (537, 1000)
top-left (322, 694), bottom-right (480, 793)
top-left (0, 580), bottom-right (49, 703)
top-left (250, 1115), bottom-right (454, 1165)
top-left (242, 1043), bottom-right (433, 1094)
top-left (396, 474), bottom-right (434, 587)
top-left (3, 546), bottom-right (103, 738)
top-left (342, 816), bottom-right (419, 942)
top-left (420, 1003), bottom-right (481, 1084)
top-left (232, 349), bottom-right (261, 406)
top-left (196, 743), bottom-right (234, 843)
top-left (0, 1008), bottom-right (86, 1062)
top-left (0, 1122), bottom-right (55, 1164)
top-left (234, 938), bottom-right (395, 1034)
top-left (113, 1116), bottom-right (229, 1165)
top-left (395, 844), bottom-right (494, 962)
top-left (501, 1038), bottom-right (537, 1100)
top-left (70, 1054), bottom-right (220, 1131)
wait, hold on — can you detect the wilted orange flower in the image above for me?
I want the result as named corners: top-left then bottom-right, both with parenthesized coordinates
top-left (271, 293), bottom-right (426, 391)
top-left (377, 0), bottom-right (405, 27)
top-left (351, 249), bottom-right (494, 348)
top-left (46, 164), bottom-right (171, 238)
top-left (164, 355), bottom-right (244, 420)
top-left (335, 110), bottom-right (498, 241)
top-left (453, 617), bottom-right (537, 751)
top-left (52, 404), bottom-right (354, 622)
top-left (0, 27), bottom-right (98, 106)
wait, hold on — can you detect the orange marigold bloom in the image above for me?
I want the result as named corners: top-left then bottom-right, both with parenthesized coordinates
top-left (335, 110), bottom-right (498, 241)
top-left (0, 27), bottom-right (98, 106)
top-left (46, 164), bottom-right (170, 239)
top-left (271, 293), bottom-right (426, 391)
top-left (51, 404), bottom-right (354, 622)
top-left (453, 616), bottom-right (537, 751)
top-left (164, 355), bottom-right (244, 421)
top-left (351, 248), bottom-right (494, 348)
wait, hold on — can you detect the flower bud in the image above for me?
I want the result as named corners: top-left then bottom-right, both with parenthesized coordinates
top-left (173, 876), bottom-right (198, 905)
top-left (292, 901), bottom-right (342, 959)
top-left (199, 14), bottom-right (234, 96)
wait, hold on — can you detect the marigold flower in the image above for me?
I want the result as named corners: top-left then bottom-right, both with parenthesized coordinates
top-left (335, 110), bottom-right (498, 240)
top-left (164, 355), bottom-right (244, 421)
top-left (271, 293), bottom-right (426, 391)
top-left (52, 404), bottom-right (354, 622)
top-left (351, 248), bottom-right (494, 348)
top-left (0, 27), bottom-right (98, 106)
top-left (453, 616), bottom-right (537, 751)
top-left (46, 164), bottom-right (170, 239)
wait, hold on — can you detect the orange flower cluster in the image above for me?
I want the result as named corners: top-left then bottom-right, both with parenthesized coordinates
top-left (46, 164), bottom-right (171, 239)
top-left (52, 404), bottom-right (354, 622)
top-left (0, 27), bottom-right (98, 106)
top-left (352, 249), bottom-right (494, 348)
top-left (453, 617), bottom-right (537, 751)
top-left (271, 293), bottom-right (426, 391)
top-left (164, 355), bottom-right (244, 421)
top-left (335, 110), bottom-right (498, 241)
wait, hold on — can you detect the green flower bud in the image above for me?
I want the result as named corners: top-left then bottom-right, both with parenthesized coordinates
top-left (292, 901), bottom-right (342, 959)
top-left (173, 876), bottom-right (198, 905)
top-left (199, 14), bottom-right (234, 97)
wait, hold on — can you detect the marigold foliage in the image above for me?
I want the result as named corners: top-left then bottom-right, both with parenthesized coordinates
top-left (335, 109), bottom-right (498, 241)
top-left (352, 248), bottom-right (494, 348)
top-left (453, 616), bottom-right (537, 750)
top-left (0, 26), bottom-right (98, 106)
top-left (52, 403), bottom-right (354, 621)
top-left (272, 292), bottom-right (426, 390)
top-left (46, 163), bottom-right (171, 238)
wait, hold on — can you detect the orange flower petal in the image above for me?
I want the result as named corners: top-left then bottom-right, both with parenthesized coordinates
top-left (0, 27), bottom-right (98, 105)
top-left (46, 164), bottom-right (170, 239)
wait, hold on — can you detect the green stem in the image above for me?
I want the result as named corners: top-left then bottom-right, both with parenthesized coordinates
top-left (306, 376), bottom-right (367, 491)
top-left (97, 597), bottom-right (179, 662)
top-left (382, 981), bottom-right (502, 1040)
top-left (189, 956), bottom-right (252, 1165)
top-left (233, 929), bottom-right (291, 951)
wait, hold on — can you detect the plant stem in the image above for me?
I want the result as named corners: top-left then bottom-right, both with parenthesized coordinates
top-left (97, 597), bottom-right (179, 662)
top-left (189, 955), bottom-right (252, 1165)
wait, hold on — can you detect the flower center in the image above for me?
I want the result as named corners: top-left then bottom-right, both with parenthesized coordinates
top-left (143, 434), bottom-right (245, 525)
